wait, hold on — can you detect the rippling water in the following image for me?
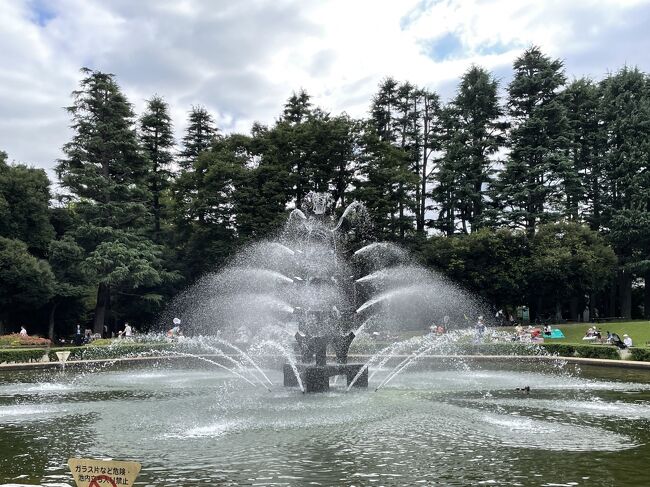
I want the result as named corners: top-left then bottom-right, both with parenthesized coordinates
top-left (0, 362), bottom-right (649, 486)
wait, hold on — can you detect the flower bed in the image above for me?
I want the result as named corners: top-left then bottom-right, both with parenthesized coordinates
top-left (0, 333), bottom-right (51, 348)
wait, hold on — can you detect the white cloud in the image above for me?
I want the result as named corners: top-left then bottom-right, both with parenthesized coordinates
top-left (0, 0), bottom-right (649, 180)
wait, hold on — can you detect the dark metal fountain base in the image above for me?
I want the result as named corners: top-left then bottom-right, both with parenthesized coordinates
top-left (283, 363), bottom-right (368, 392)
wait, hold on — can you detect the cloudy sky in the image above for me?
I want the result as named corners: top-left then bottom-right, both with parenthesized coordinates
top-left (1, 0), bottom-right (650, 178)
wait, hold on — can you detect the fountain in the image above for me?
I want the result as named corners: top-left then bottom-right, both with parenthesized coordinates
top-left (166, 191), bottom-right (487, 393)
top-left (2, 193), bottom-right (650, 486)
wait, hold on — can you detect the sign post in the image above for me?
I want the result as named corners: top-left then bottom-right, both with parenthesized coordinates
top-left (55, 351), bottom-right (71, 370)
top-left (68, 458), bottom-right (141, 487)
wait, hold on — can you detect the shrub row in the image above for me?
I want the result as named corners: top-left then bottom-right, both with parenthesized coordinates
top-left (539, 343), bottom-right (620, 360)
top-left (0, 343), bottom-right (173, 364)
top-left (629, 348), bottom-right (650, 362)
top-left (443, 342), bottom-right (621, 360)
top-left (0, 348), bottom-right (47, 363)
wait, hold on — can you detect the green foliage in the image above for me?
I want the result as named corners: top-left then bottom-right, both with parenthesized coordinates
top-left (0, 237), bottom-right (54, 320)
top-left (140, 95), bottom-right (175, 238)
top-left (492, 47), bottom-right (570, 233)
top-left (540, 343), bottom-right (620, 360)
top-left (529, 222), bottom-right (617, 300)
top-left (0, 334), bottom-right (51, 347)
top-left (0, 349), bottom-right (47, 363)
top-left (599, 67), bottom-right (650, 273)
top-left (629, 348), bottom-right (650, 362)
top-left (0, 152), bottom-right (54, 255)
top-left (3, 50), bottom-right (650, 332)
top-left (56, 69), bottom-right (176, 332)
top-left (433, 66), bottom-right (505, 234)
top-left (421, 228), bottom-right (530, 308)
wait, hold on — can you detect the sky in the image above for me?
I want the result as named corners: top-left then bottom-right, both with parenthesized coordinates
top-left (1, 0), bottom-right (650, 178)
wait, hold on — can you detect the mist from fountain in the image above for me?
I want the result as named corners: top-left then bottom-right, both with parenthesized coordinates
top-left (162, 192), bottom-right (490, 392)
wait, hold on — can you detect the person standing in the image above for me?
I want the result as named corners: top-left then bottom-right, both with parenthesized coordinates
top-left (123, 322), bottom-right (133, 338)
top-left (475, 316), bottom-right (486, 341)
top-left (74, 324), bottom-right (83, 346)
top-left (19, 326), bottom-right (27, 337)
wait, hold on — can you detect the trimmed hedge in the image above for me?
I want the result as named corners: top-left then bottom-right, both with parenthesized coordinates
top-left (629, 348), bottom-right (650, 362)
top-left (540, 343), bottom-right (620, 360)
top-left (47, 343), bottom-right (173, 361)
top-left (449, 342), bottom-right (620, 359)
top-left (0, 348), bottom-right (47, 363)
top-left (0, 343), bottom-right (174, 364)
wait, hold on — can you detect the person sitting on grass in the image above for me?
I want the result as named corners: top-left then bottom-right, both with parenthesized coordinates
top-left (623, 334), bottom-right (633, 348)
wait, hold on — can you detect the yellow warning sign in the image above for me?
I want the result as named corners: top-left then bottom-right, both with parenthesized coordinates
top-left (68, 458), bottom-right (141, 487)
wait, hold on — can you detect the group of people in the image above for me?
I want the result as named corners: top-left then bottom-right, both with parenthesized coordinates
top-left (582, 326), bottom-right (603, 342)
top-left (512, 324), bottom-right (546, 342)
top-left (583, 327), bottom-right (633, 347)
top-left (429, 316), bottom-right (450, 335)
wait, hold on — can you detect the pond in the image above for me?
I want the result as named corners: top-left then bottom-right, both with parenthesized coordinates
top-left (0, 361), bottom-right (649, 486)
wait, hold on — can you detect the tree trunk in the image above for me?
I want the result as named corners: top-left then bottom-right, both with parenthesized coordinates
top-left (645, 271), bottom-right (650, 320)
top-left (618, 270), bottom-right (632, 319)
top-left (48, 301), bottom-right (59, 340)
top-left (607, 282), bottom-right (616, 317)
top-left (93, 283), bottom-right (111, 334)
top-left (588, 293), bottom-right (596, 324)
top-left (569, 297), bottom-right (579, 322)
top-left (418, 102), bottom-right (429, 233)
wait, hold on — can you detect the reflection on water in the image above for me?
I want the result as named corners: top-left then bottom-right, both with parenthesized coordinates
top-left (0, 362), bottom-right (649, 486)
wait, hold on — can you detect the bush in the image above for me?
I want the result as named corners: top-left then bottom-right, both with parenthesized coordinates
top-left (629, 348), bottom-right (650, 362)
top-left (450, 342), bottom-right (620, 359)
top-left (541, 343), bottom-right (620, 359)
top-left (0, 341), bottom-right (174, 364)
top-left (0, 348), bottom-right (47, 363)
top-left (46, 342), bottom-right (173, 361)
top-left (0, 333), bottom-right (51, 347)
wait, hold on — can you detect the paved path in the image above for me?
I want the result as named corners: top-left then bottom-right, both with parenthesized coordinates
top-left (2, 353), bottom-right (650, 371)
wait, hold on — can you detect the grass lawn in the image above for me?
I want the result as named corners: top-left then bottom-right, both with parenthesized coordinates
top-left (493, 320), bottom-right (649, 348)
top-left (395, 320), bottom-right (650, 349)
top-left (542, 320), bottom-right (650, 347)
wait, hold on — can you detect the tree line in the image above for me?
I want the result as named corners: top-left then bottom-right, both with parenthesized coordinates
top-left (1, 47), bottom-right (649, 338)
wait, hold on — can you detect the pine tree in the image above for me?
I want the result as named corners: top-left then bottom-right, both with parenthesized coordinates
top-left (174, 106), bottom-right (218, 226)
top-left (139, 96), bottom-right (174, 240)
top-left (492, 47), bottom-right (570, 234)
top-left (433, 66), bottom-right (505, 234)
top-left (57, 68), bottom-right (173, 332)
top-left (179, 106), bottom-right (217, 169)
top-left (560, 78), bottom-right (605, 227)
top-left (363, 79), bottom-right (436, 240)
top-left (599, 67), bottom-right (650, 318)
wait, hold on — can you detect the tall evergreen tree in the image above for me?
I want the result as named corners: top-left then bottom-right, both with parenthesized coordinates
top-left (362, 78), bottom-right (437, 240)
top-left (175, 106), bottom-right (218, 226)
top-left (179, 106), bottom-right (218, 170)
top-left (57, 68), bottom-right (172, 332)
top-left (599, 67), bottom-right (650, 318)
top-left (139, 96), bottom-right (175, 240)
top-left (560, 78), bottom-right (605, 227)
top-left (354, 122), bottom-right (416, 240)
top-left (433, 66), bottom-right (505, 234)
top-left (492, 47), bottom-right (570, 234)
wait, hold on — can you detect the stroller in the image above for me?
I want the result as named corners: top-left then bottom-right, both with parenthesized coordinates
top-left (609, 332), bottom-right (626, 349)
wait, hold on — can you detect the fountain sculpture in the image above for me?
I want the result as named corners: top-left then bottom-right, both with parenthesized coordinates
top-left (169, 190), bottom-right (486, 393)
top-left (281, 192), bottom-right (370, 392)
